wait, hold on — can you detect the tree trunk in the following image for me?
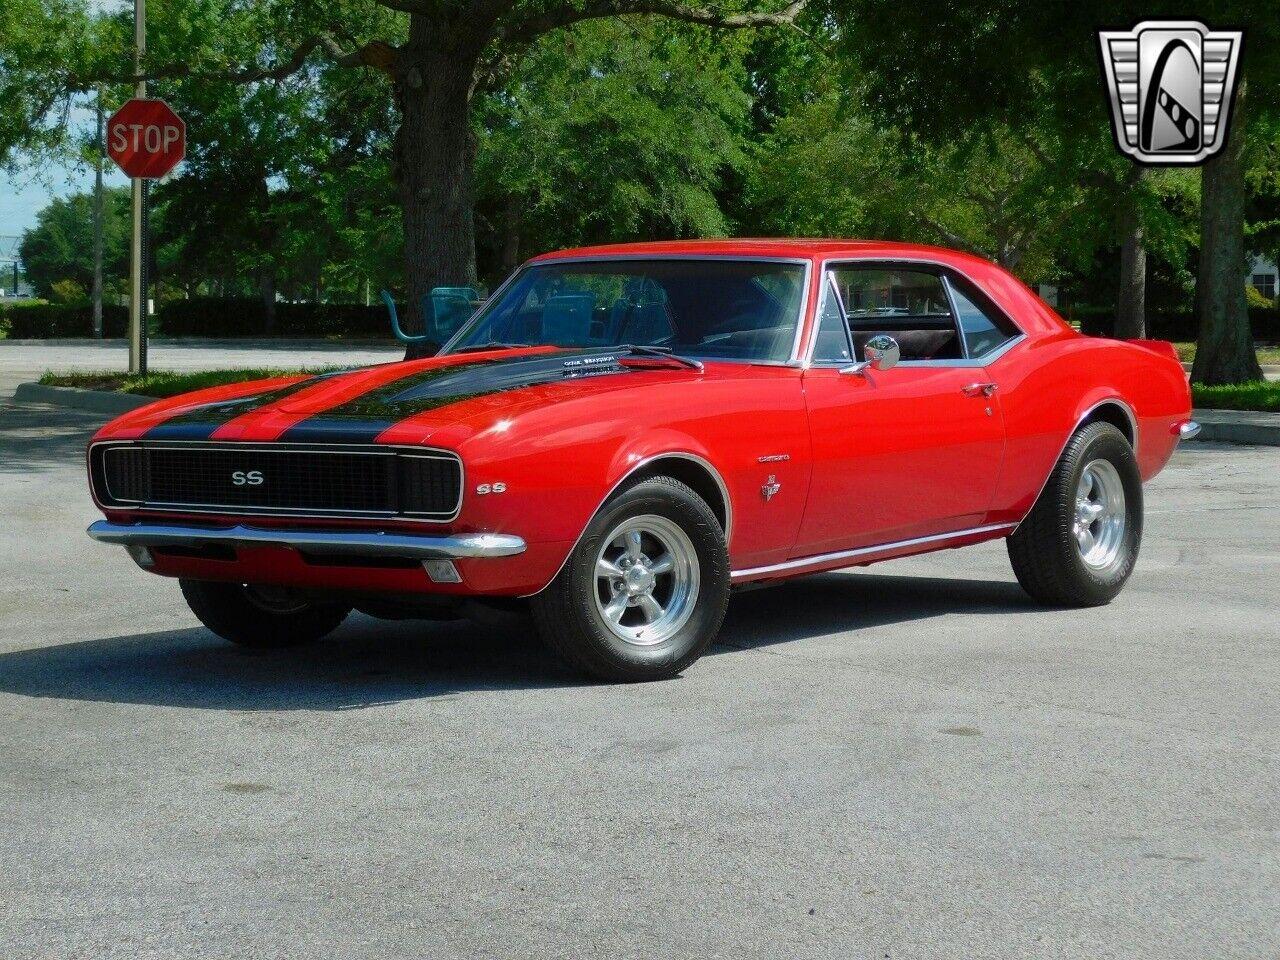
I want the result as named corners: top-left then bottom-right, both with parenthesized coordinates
top-left (1191, 80), bottom-right (1261, 385)
top-left (1114, 169), bottom-right (1147, 340)
top-left (395, 22), bottom-right (479, 359)
top-left (259, 269), bottom-right (277, 335)
top-left (501, 197), bottom-right (522, 275)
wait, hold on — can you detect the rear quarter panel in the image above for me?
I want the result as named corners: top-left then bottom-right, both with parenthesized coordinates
top-left (987, 333), bottom-right (1191, 525)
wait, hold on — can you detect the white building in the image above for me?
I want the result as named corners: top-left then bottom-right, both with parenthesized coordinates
top-left (1251, 256), bottom-right (1278, 301)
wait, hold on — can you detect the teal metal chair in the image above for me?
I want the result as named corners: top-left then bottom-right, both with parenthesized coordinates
top-left (426, 287), bottom-right (479, 342)
top-left (381, 287), bottom-right (480, 344)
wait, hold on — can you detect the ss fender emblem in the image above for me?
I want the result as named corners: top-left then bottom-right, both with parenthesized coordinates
top-left (475, 482), bottom-right (507, 495)
top-left (231, 470), bottom-right (264, 486)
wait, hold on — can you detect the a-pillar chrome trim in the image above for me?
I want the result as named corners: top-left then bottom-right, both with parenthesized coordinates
top-left (730, 522), bottom-right (1017, 582)
top-left (87, 520), bottom-right (526, 560)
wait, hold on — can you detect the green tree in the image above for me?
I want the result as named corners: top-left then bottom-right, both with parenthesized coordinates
top-left (473, 19), bottom-right (751, 277)
top-left (747, 90), bottom-right (1101, 281)
top-left (9, 0), bottom-right (806, 354)
top-left (18, 187), bottom-right (130, 297)
top-left (823, 0), bottom-right (1278, 381)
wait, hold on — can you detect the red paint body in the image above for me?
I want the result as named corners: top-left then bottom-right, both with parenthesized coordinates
top-left (89, 240), bottom-right (1192, 596)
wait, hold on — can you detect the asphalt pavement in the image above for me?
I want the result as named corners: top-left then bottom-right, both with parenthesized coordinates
top-left (1, 394), bottom-right (1277, 959)
top-left (0, 339), bottom-right (403, 398)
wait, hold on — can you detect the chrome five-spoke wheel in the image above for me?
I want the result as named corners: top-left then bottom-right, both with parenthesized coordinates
top-left (532, 476), bottom-right (729, 681)
top-left (1074, 459), bottom-right (1126, 570)
top-left (594, 514), bottom-right (700, 646)
top-left (1007, 421), bottom-right (1143, 607)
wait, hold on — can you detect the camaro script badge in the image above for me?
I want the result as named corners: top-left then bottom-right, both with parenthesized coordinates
top-left (1098, 20), bottom-right (1243, 166)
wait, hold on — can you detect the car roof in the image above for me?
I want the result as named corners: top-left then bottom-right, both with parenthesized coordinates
top-left (524, 239), bottom-right (1073, 338)
top-left (528, 238), bottom-right (994, 267)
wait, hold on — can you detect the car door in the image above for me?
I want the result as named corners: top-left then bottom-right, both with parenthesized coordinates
top-left (793, 262), bottom-right (1016, 557)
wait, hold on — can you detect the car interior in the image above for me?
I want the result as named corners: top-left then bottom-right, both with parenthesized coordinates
top-left (813, 265), bottom-right (1018, 364)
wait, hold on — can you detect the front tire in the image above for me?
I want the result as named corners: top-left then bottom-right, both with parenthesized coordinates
top-left (531, 477), bottom-right (730, 682)
top-left (1007, 421), bottom-right (1143, 607)
top-left (180, 579), bottom-right (350, 648)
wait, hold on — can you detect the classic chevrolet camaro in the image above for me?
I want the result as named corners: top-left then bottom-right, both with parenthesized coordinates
top-left (86, 240), bottom-right (1197, 681)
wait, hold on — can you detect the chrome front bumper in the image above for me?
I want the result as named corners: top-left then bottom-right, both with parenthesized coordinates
top-left (86, 520), bottom-right (526, 561)
top-left (1178, 420), bottom-right (1202, 440)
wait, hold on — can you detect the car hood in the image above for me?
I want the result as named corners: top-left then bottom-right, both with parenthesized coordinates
top-left (115, 347), bottom-right (712, 444)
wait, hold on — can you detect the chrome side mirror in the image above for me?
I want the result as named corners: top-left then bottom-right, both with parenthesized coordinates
top-left (864, 334), bottom-right (900, 370)
top-left (839, 334), bottom-right (901, 376)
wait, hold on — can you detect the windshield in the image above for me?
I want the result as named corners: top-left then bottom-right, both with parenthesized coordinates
top-left (446, 258), bottom-right (807, 363)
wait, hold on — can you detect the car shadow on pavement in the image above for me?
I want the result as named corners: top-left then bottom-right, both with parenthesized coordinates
top-left (0, 615), bottom-right (577, 711)
top-left (713, 570), bottom-right (1033, 655)
top-left (0, 571), bottom-right (1032, 711)
top-left (0, 401), bottom-right (99, 476)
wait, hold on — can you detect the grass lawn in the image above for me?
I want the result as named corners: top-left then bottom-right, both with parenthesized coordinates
top-left (40, 365), bottom-right (1280, 414)
top-left (1174, 342), bottom-right (1280, 365)
top-left (39, 367), bottom-right (337, 398)
top-left (1191, 380), bottom-right (1280, 413)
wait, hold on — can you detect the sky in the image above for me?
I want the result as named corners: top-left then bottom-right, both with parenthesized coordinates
top-left (0, 163), bottom-right (128, 241)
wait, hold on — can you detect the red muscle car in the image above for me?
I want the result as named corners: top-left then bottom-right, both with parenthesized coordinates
top-left (86, 240), bottom-right (1197, 681)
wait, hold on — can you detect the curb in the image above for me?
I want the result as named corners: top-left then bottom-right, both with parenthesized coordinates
top-left (1182, 362), bottom-right (1280, 376)
top-left (12, 382), bottom-right (153, 414)
top-left (1188, 408), bottom-right (1280, 447)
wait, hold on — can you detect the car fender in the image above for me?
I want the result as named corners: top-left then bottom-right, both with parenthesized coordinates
top-left (988, 336), bottom-right (1187, 525)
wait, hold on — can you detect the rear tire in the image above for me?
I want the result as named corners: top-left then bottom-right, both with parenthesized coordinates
top-left (179, 579), bottom-right (350, 648)
top-left (531, 477), bottom-right (730, 682)
top-left (1007, 421), bottom-right (1142, 607)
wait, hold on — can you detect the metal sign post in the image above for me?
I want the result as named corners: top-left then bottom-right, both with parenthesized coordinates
top-left (128, 0), bottom-right (147, 375)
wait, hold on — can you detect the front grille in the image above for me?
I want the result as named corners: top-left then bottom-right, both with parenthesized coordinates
top-left (92, 443), bottom-right (462, 521)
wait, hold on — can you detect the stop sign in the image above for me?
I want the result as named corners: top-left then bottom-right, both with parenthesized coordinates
top-left (106, 99), bottom-right (185, 179)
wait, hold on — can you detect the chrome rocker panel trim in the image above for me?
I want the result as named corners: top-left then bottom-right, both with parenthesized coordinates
top-left (87, 520), bottom-right (526, 560)
top-left (730, 522), bottom-right (1017, 582)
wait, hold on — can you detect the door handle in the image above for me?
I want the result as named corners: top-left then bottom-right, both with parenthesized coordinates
top-left (962, 382), bottom-right (998, 397)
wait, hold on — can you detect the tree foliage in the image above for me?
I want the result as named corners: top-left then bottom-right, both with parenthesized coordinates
top-left (474, 20), bottom-right (751, 274)
top-left (18, 186), bottom-right (130, 297)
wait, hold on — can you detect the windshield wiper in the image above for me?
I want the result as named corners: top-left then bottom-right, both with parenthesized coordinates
top-left (616, 344), bottom-right (704, 371)
top-left (454, 341), bottom-right (533, 353)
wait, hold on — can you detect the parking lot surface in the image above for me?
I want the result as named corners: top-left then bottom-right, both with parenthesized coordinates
top-left (0, 339), bottom-right (402, 398)
top-left (1, 396), bottom-right (1277, 960)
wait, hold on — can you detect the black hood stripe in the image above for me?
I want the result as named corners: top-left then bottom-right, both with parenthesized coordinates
top-left (280, 352), bottom-right (635, 443)
top-left (142, 373), bottom-right (346, 441)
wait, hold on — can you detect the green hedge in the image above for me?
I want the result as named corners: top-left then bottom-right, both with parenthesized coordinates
top-left (1079, 307), bottom-right (1280, 341)
top-left (0, 303), bottom-right (129, 338)
top-left (157, 298), bottom-right (398, 338)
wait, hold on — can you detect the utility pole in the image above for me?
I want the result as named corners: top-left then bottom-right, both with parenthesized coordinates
top-left (92, 93), bottom-right (105, 339)
top-left (128, 0), bottom-right (148, 375)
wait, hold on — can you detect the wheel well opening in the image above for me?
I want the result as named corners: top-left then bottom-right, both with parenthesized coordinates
top-left (630, 457), bottom-right (729, 534)
top-left (1082, 402), bottom-right (1135, 446)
